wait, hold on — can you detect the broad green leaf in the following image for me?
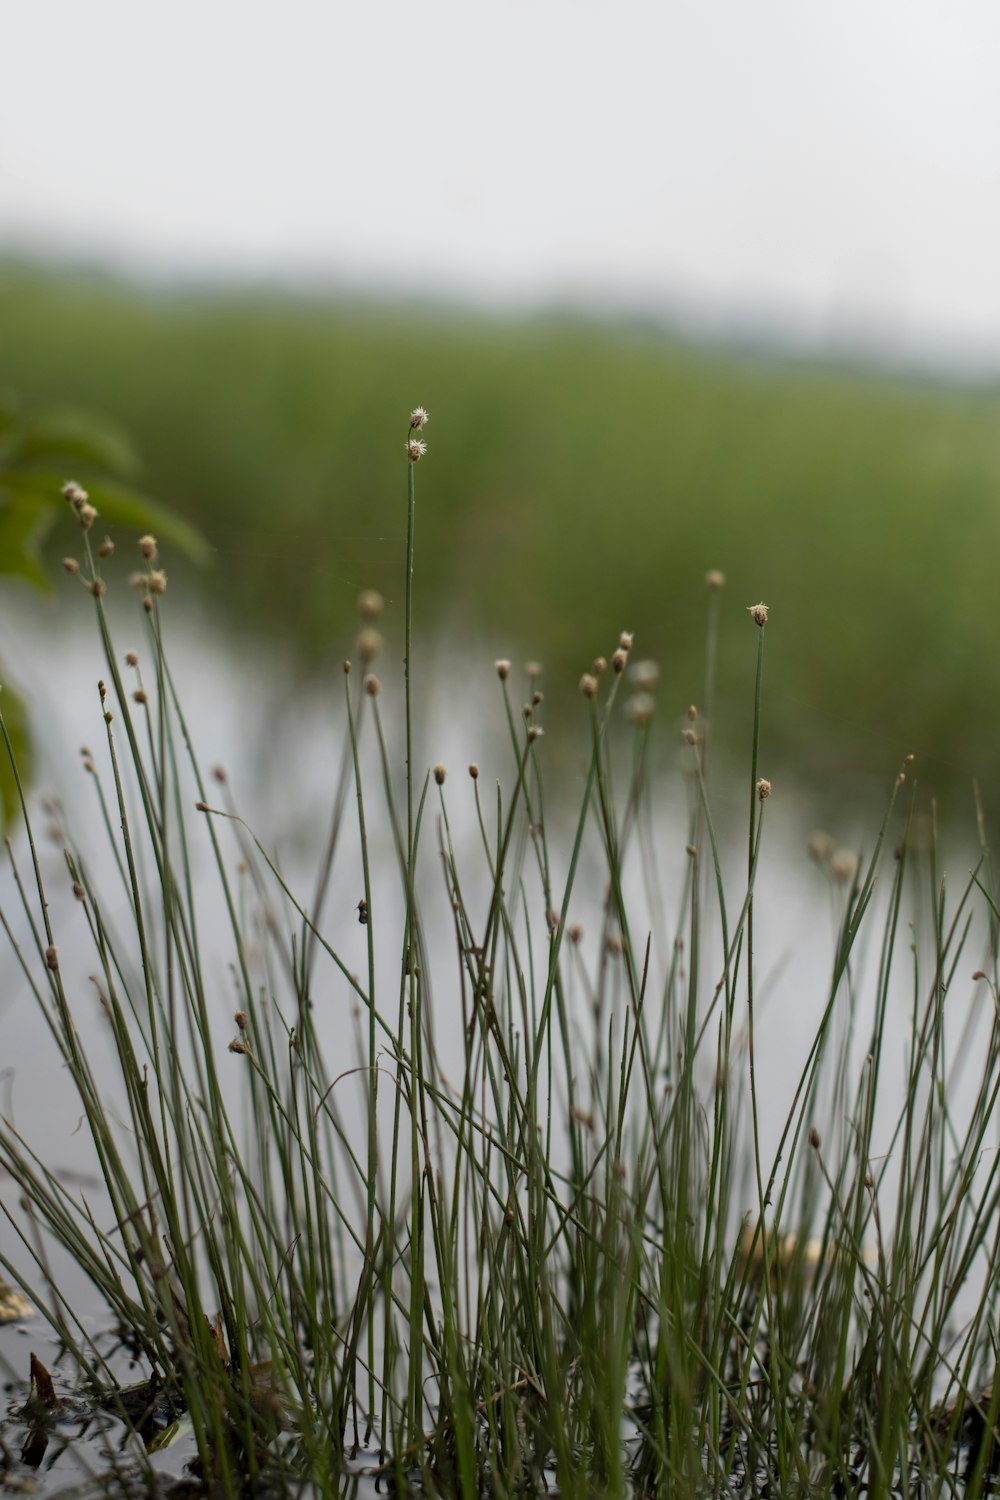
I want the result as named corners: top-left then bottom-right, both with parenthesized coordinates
top-left (4, 408), bottom-right (140, 478)
top-left (0, 496), bottom-right (54, 592)
top-left (0, 469), bottom-right (210, 564)
top-left (0, 673), bottom-right (32, 835)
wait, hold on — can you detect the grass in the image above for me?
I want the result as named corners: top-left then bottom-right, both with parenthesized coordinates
top-left (5, 256), bottom-right (1000, 801)
top-left (3, 418), bottom-right (1000, 1497)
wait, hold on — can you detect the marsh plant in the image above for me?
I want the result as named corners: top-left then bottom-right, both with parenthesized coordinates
top-left (3, 413), bottom-right (1000, 1499)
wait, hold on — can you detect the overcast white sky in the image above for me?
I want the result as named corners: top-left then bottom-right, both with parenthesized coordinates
top-left (4, 0), bottom-right (1000, 365)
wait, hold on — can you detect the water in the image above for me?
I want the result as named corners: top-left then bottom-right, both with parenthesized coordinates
top-left (0, 591), bottom-right (993, 1493)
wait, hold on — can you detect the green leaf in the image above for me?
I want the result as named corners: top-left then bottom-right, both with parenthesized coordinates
top-left (0, 469), bottom-right (210, 564)
top-left (0, 673), bottom-right (32, 835)
top-left (0, 496), bottom-right (55, 592)
top-left (4, 408), bottom-right (140, 478)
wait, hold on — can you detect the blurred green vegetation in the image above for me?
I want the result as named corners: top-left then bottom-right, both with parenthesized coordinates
top-left (3, 258), bottom-right (1000, 810)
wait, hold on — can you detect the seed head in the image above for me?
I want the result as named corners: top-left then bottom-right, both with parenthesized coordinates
top-left (807, 831), bottom-right (834, 864)
top-left (130, 572), bottom-right (149, 592)
top-left (228, 1038), bottom-right (249, 1055)
top-left (62, 557), bottom-right (80, 576)
top-left (747, 602), bottom-right (769, 627)
top-left (618, 630), bottom-right (634, 651)
top-left (526, 660), bottom-right (542, 681)
top-left (626, 693), bottom-right (656, 726)
top-left (568, 923), bottom-right (584, 946)
top-left (132, 689), bottom-right (147, 705)
top-left (629, 659), bottom-right (659, 690)
top-left (409, 406), bottom-right (429, 430)
top-left (45, 946), bottom-right (59, 972)
top-left (434, 763), bottom-right (446, 785)
top-left (79, 503), bottom-right (98, 530)
top-left (528, 725), bottom-right (543, 742)
top-left (809, 1127), bottom-right (821, 1150)
top-left (91, 577), bottom-right (106, 598)
top-left (468, 763), bottom-right (479, 779)
top-left (406, 438), bottom-right (427, 462)
top-left (757, 778), bottom-right (772, 801)
top-left (706, 569), bottom-right (725, 591)
top-left (683, 726), bottom-right (698, 746)
top-left (62, 480), bottom-right (88, 509)
top-left (357, 628), bottom-right (381, 663)
top-left (831, 848), bottom-right (859, 884)
top-left (358, 588), bottom-right (384, 620)
top-left (98, 536), bottom-right (114, 558)
top-left (591, 656), bottom-right (607, 676)
top-left (72, 881), bottom-right (86, 900)
top-left (364, 674), bottom-right (381, 697)
top-left (579, 673), bottom-right (598, 699)
top-left (234, 1010), bottom-right (248, 1031)
top-left (495, 659), bottom-right (511, 682)
top-left (138, 534), bottom-right (158, 562)
top-left (611, 649), bottom-right (628, 674)
top-left (125, 652), bottom-right (138, 667)
top-left (149, 570), bottom-right (167, 595)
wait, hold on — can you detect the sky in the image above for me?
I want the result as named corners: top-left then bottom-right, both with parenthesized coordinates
top-left (4, 0), bottom-right (1000, 366)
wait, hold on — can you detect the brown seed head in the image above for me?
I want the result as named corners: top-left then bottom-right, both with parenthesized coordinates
top-left (757, 778), bottom-right (772, 801)
top-left (62, 557), bottom-right (80, 576)
top-left (72, 882), bottom-right (86, 901)
top-left (706, 569), bottom-right (725, 591)
top-left (468, 762), bottom-right (479, 779)
top-left (228, 1038), bottom-right (249, 1055)
top-left (364, 674), bottom-right (381, 697)
top-left (212, 765), bottom-right (227, 785)
top-left (91, 577), bottom-right (106, 598)
top-left (434, 763), bottom-right (446, 785)
top-left (45, 946), bottom-right (59, 972)
top-left (618, 630), bottom-right (634, 651)
top-left (626, 693), bottom-right (656, 726)
top-left (807, 831), bottom-right (834, 864)
top-left (62, 480), bottom-right (88, 508)
top-left (612, 649), bottom-right (627, 674)
top-left (747, 601), bottom-right (769, 627)
top-left (568, 923), bottom-right (583, 945)
top-left (98, 536), bottom-right (115, 558)
top-left (234, 1010), bottom-right (248, 1031)
top-left (357, 627), bottom-right (381, 663)
top-left (138, 534), bottom-right (158, 561)
top-left (579, 673), bottom-right (598, 698)
top-left (358, 588), bottom-right (384, 620)
top-left (809, 1127), bottom-right (821, 1150)
top-left (129, 572), bottom-right (149, 593)
top-left (591, 655), bottom-right (607, 676)
top-left (132, 689), bottom-right (147, 705)
top-left (409, 406), bottom-right (429, 430)
top-left (528, 725), bottom-right (543, 742)
top-left (406, 437), bottom-right (427, 462)
top-left (831, 848), bottom-right (859, 884)
top-left (683, 726), bottom-right (698, 746)
top-left (149, 570), bottom-right (167, 595)
top-left (79, 503), bottom-right (98, 530)
top-left (629, 659), bottom-right (659, 690)
top-left (125, 651), bottom-right (138, 667)
top-left (495, 659), bottom-right (511, 681)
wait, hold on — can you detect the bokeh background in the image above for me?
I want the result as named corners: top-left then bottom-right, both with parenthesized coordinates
top-left (4, 0), bottom-right (1000, 815)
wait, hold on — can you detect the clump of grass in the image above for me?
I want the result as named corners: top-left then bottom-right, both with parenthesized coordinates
top-left (3, 415), bottom-right (1000, 1499)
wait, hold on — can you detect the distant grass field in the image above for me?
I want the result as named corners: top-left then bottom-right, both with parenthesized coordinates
top-left (3, 258), bottom-right (1000, 807)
